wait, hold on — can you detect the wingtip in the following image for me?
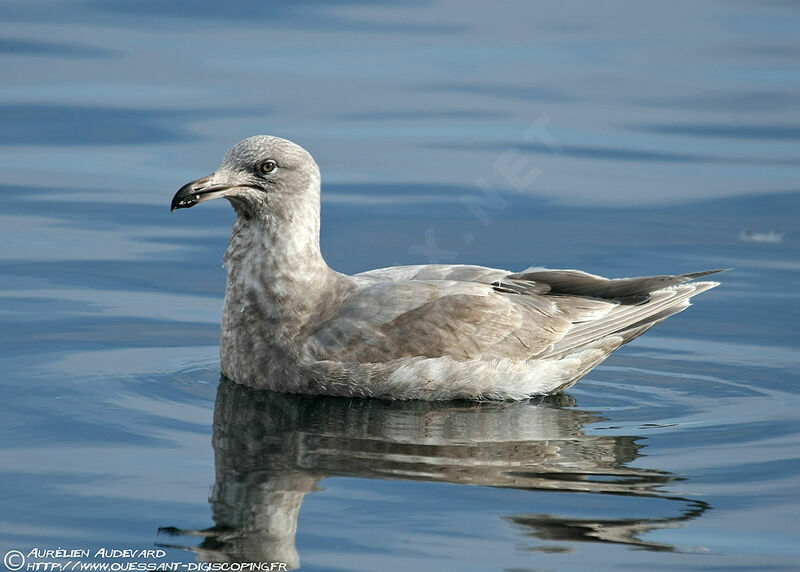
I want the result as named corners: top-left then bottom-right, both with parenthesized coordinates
top-left (684, 268), bottom-right (731, 281)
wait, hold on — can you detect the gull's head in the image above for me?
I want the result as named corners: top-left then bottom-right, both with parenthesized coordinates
top-left (171, 135), bottom-right (320, 218)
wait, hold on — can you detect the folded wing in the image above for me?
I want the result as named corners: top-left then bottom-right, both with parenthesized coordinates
top-left (309, 266), bottom-right (724, 365)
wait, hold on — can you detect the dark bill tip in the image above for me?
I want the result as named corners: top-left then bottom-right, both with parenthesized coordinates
top-left (171, 175), bottom-right (231, 212)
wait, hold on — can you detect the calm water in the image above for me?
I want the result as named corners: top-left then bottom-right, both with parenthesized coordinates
top-left (1, 1), bottom-right (799, 570)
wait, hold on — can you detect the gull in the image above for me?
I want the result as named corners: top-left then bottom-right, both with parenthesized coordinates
top-left (172, 135), bottom-right (722, 400)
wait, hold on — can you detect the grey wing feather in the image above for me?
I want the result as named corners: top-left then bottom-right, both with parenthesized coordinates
top-left (541, 281), bottom-right (719, 359)
top-left (311, 279), bottom-right (572, 362)
top-left (508, 267), bottom-right (727, 304)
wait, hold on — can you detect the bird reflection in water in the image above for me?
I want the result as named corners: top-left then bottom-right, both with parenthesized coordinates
top-left (158, 377), bottom-right (709, 567)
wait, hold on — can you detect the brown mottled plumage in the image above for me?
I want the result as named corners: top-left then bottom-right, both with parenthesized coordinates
top-left (172, 135), bottom-right (722, 400)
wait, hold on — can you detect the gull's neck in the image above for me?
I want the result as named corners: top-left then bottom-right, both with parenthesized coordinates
top-left (222, 209), bottom-right (334, 332)
top-left (220, 193), bottom-right (353, 383)
top-left (223, 194), bottom-right (328, 282)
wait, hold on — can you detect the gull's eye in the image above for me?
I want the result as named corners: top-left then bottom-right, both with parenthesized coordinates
top-left (256, 159), bottom-right (278, 176)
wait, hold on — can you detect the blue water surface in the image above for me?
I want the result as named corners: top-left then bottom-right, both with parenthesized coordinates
top-left (1, 1), bottom-right (799, 570)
